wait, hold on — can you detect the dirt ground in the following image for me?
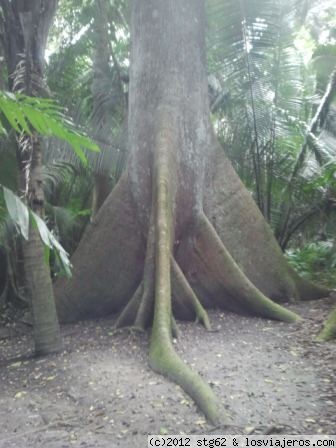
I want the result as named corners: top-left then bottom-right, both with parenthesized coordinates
top-left (0, 297), bottom-right (335, 448)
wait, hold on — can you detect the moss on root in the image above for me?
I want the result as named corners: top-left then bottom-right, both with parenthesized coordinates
top-left (316, 307), bottom-right (336, 342)
top-left (149, 336), bottom-right (221, 425)
top-left (195, 214), bottom-right (301, 324)
top-left (146, 130), bottom-right (222, 424)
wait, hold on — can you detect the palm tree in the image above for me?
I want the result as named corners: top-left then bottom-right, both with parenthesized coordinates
top-left (1, 0), bottom-right (63, 355)
top-left (208, 0), bottom-right (336, 250)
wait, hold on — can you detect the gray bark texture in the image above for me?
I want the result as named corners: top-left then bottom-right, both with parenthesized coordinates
top-left (55, 0), bottom-right (329, 422)
top-left (56, 0), bottom-right (327, 323)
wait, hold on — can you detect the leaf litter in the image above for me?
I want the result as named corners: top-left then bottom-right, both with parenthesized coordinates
top-left (0, 298), bottom-right (335, 447)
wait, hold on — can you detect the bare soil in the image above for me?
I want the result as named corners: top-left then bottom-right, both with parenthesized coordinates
top-left (0, 298), bottom-right (335, 448)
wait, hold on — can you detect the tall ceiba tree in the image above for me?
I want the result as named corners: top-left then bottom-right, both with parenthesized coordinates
top-left (1, 0), bottom-right (62, 355)
top-left (56, 0), bottom-right (329, 422)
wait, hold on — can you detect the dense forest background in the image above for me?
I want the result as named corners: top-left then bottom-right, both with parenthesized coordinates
top-left (1, 0), bottom-right (335, 321)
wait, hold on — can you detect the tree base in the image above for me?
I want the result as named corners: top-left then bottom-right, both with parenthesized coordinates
top-left (54, 172), bottom-right (316, 423)
top-left (54, 132), bottom-right (329, 425)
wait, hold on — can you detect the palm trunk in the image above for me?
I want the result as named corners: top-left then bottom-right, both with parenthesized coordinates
top-left (2, 0), bottom-right (62, 355)
top-left (24, 135), bottom-right (61, 354)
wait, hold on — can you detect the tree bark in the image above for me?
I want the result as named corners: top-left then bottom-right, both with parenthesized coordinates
top-left (24, 135), bottom-right (62, 355)
top-left (0, 249), bottom-right (7, 303)
top-left (55, 0), bottom-right (329, 422)
top-left (91, 174), bottom-right (111, 217)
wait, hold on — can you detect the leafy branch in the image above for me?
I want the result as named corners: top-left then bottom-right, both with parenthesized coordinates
top-left (0, 90), bottom-right (100, 165)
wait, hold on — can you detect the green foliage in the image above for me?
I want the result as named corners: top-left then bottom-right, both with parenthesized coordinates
top-left (303, 161), bottom-right (336, 192)
top-left (0, 90), bottom-right (102, 277)
top-left (31, 210), bottom-right (72, 278)
top-left (1, 186), bottom-right (72, 277)
top-left (207, 0), bottom-right (336, 251)
top-left (43, 163), bottom-right (93, 259)
top-left (45, 0), bottom-right (129, 182)
top-left (287, 241), bottom-right (336, 287)
top-left (0, 91), bottom-right (100, 164)
top-left (2, 187), bottom-right (29, 240)
top-left (208, 0), bottom-right (312, 205)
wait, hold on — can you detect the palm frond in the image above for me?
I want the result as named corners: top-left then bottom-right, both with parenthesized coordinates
top-left (0, 91), bottom-right (100, 163)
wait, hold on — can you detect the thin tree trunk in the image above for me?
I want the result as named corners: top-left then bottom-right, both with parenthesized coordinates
top-left (2, 0), bottom-right (62, 354)
top-left (24, 135), bottom-right (62, 354)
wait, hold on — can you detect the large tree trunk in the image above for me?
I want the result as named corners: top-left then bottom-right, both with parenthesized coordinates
top-left (55, 0), bottom-right (329, 422)
top-left (2, 0), bottom-right (62, 355)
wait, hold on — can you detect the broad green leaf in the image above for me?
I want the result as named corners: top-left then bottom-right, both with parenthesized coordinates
top-left (3, 187), bottom-right (29, 240)
top-left (31, 211), bottom-right (72, 277)
top-left (1, 105), bottom-right (22, 132)
top-left (1, 183), bottom-right (72, 277)
top-left (54, 247), bottom-right (72, 278)
top-left (30, 211), bottom-right (52, 248)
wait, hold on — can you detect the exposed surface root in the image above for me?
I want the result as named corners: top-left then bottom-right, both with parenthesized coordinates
top-left (115, 283), bottom-right (143, 329)
top-left (115, 221), bottom-right (155, 330)
top-left (171, 257), bottom-right (211, 330)
top-left (171, 315), bottom-right (179, 339)
top-left (148, 136), bottom-right (221, 425)
top-left (194, 214), bottom-right (300, 323)
top-left (316, 306), bottom-right (336, 342)
top-left (149, 337), bottom-right (221, 425)
top-left (134, 217), bottom-right (155, 329)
